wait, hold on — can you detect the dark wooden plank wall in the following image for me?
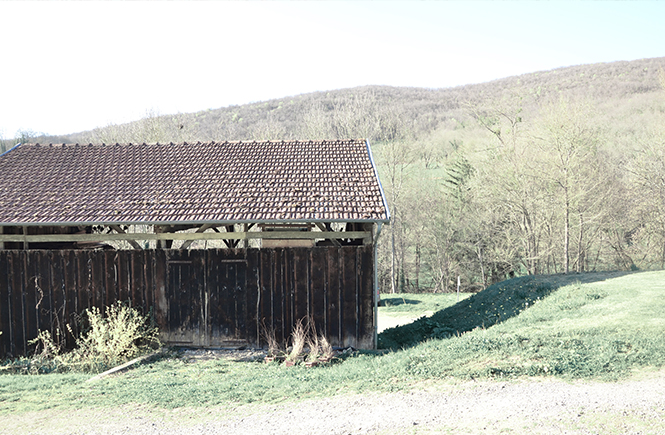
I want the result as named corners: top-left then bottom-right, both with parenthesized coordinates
top-left (0, 246), bottom-right (375, 358)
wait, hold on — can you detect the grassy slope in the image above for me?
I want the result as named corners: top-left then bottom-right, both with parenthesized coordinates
top-left (2, 270), bottom-right (664, 412)
top-left (388, 271), bottom-right (665, 380)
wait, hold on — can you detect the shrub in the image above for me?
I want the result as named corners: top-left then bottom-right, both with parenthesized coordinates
top-left (17, 302), bottom-right (160, 374)
top-left (286, 318), bottom-right (307, 363)
top-left (318, 334), bottom-right (334, 362)
top-left (261, 321), bottom-right (282, 358)
top-left (263, 316), bottom-right (336, 366)
top-left (66, 302), bottom-right (160, 372)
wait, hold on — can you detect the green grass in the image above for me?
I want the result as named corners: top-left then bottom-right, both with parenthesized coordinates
top-left (379, 292), bottom-right (472, 317)
top-left (378, 274), bottom-right (561, 349)
top-left (2, 270), bottom-right (665, 413)
top-left (380, 271), bottom-right (665, 380)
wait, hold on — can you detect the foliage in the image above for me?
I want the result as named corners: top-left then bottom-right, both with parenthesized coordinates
top-left (318, 334), bottom-right (334, 362)
top-left (261, 317), bottom-right (335, 365)
top-left (4, 302), bottom-right (159, 374)
top-left (305, 330), bottom-right (321, 363)
top-left (285, 318), bottom-right (307, 363)
top-left (12, 330), bottom-right (67, 374)
top-left (65, 303), bottom-right (160, 372)
top-left (261, 321), bottom-right (281, 357)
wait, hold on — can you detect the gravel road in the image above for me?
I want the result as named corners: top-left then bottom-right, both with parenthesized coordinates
top-left (8, 369), bottom-right (665, 435)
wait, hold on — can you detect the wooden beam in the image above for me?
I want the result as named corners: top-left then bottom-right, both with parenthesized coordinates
top-left (86, 349), bottom-right (164, 382)
top-left (0, 231), bottom-right (371, 244)
top-left (249, 231), bottom-right (369, 240)
top-left (109, 225), bottom-right (142, 250)
top-left (315, 222), bottom-right (341, 247)
top-left (242, 223), bottom-right (255, 248)
top-left (179, 224), bottom-right (214, 250)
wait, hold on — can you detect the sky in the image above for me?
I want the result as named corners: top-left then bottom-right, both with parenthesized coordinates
top-left (1, 1), bottom-right (664, 138)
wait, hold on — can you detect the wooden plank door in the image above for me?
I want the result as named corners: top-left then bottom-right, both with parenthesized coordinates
top-left (206, 249), bottom-right (249, 347)
top-left (160, 249), bottom-right (249, 348)
top-left (163, 250), bottom-right (205, 346)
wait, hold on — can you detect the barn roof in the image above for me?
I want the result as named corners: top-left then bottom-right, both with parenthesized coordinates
top-left (0, 140), bottom-right (389, 226)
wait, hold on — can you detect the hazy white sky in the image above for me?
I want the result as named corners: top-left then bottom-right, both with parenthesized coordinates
top-left (1, 1), bottom-right (664, 137)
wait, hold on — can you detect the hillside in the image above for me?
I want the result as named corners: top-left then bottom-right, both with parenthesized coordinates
top-left (3, 57), bottom-right (665, 293)
top-left (5, 58), bottom-right (665, 147)
top-left (11, 57), bottom-right (661, 147)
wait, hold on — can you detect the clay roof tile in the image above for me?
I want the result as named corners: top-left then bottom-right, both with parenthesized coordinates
top-left (0, 140), bottom-right (389, 225)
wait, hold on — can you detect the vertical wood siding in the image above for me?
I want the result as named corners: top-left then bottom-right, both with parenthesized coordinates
top-left (0, 246), bottom-right (374, 358)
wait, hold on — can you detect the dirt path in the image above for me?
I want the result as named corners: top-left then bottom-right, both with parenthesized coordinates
top-left (7, 370), bottom-right (665, 435)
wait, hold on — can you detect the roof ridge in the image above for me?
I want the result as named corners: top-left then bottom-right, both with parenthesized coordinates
top-left (22, 139), bottom-right (368, 148)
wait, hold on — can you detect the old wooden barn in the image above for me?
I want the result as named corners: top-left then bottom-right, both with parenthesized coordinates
top-left (0, 139), bottom-right (390, 358)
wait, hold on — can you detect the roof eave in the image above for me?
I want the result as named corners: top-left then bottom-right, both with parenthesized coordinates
top-left (0, 142), bottom-right (22, 158)
top-left (0, 217), bottom-right (390, 227)
top-left (365, 139), bottom-right (391, 223)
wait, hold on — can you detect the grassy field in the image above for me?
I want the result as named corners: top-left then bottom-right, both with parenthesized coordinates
top-left (2, 270), bottom-right (665, 413)
top-left (377, 292), bottom-right (473, 332)
top-left (379, 292), bottom-right (472, 317)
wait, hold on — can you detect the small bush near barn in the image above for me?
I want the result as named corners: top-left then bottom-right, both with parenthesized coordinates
top-left (4, 302), bottom-right (159, 374)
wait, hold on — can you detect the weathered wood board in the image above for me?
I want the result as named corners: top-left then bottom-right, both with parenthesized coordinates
top-left (0, 246), bottom-right (375, 358)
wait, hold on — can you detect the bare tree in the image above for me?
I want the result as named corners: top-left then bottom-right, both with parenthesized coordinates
top-left (82, 110), bottom-right (196, 144)
top-left (535, 97), bottom-right (604, 274)
top-left (376, 140), bottom-right (416, 293)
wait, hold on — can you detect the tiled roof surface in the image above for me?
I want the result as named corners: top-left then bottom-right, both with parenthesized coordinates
top-left (0, 140), bottom-right (389, 225)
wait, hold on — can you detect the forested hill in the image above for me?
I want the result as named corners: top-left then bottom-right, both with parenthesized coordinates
top-left (7, 57), bottom-right (665, 294)
top-left (21, 56), bottom-right (663, 146)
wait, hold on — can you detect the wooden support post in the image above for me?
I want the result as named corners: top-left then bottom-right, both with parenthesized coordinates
top-left (362, 223), bottom-right (374, 246)
top-left (23, 226), bottom-right (28, 250)
top-left (0, 226), bottom-right (3, 250)
top-left (244, 223), bottom-right (255, 248)
top-left (373, 222), bottom-right (383, 350)
top-left (109, 225), bottom-right (142, 250)
top-left (155, 225), bottom-right (168, 249)
top-left (225, 225), bottom-right (238, 248)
